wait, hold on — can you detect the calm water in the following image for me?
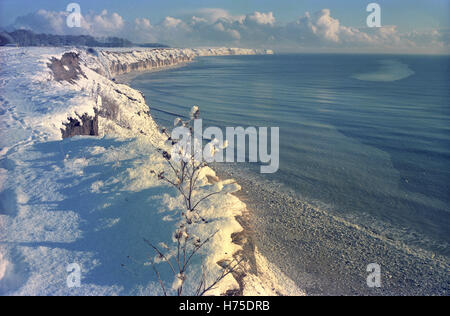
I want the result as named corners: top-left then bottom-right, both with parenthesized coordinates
top-left (131, 54), bottom-right (450, 292)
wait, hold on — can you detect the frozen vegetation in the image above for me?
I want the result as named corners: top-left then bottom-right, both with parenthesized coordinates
top-left (0, 46), bottom-right (299, 296)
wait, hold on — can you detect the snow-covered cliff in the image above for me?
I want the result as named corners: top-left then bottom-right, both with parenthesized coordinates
top-left (1, 47), bottom-right (273, 142)
top-left (0, 47), bottom-right (300, 296)
top-left (88, 47), bottom-right (274, 77)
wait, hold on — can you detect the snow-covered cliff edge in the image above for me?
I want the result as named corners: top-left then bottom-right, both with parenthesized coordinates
top-left (0, 47), bottom-right (300, 296)
top-left (90, 47), bottom-right (274, 77)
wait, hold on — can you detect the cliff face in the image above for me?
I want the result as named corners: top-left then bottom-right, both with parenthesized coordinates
top-left (48, 52), bottom-right (87, 84)
top-left (0, 47), bottom-right (306, 296)
top-left (93, 47), bottom-right (274, 77)
top-left (61, 112), bottom-right (99, 138)
top-left (48, 47), bottom-right (273, 139)
top-left (106, 52), bottom-right (194, 76)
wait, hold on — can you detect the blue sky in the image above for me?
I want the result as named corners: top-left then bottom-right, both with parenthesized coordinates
top-left (1, 0), bottom-right (448, 53)
top-left (1, 0), bottom-right (448, 30)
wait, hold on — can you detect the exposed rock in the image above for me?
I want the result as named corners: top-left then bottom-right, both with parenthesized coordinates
top-left (100, 48), bottom-right (272, 77)
top-left (48, 52), bottom-right (87, 84)
top-left (55, 47), bottom-right (274, 139)
top-left (114, 89), bottom-right (138, 102)
top-left (61, 112), bottom-right (98, 138)
top-left (97, 94), bottom-right (120, 121)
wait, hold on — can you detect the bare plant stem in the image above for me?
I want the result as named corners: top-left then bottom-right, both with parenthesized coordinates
top-left (145, 108), bottom-right (242, 296)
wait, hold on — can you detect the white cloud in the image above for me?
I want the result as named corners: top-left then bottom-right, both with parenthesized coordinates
top-left (13, 9), bottom-right (69, 35)
top-left (88, 10), bottom-right (124, 34)
top-left (9, 8), bottom-right (449, 53)
top-left (133, 18), bottom-right (157, 42)
top-left (245, 12), bottom-right (276, 26)
top-left (314, 9), bottom-right (340, 42)
top-left (188, 8), bottom-right (244, 24)
top-left (135, 17), bottom-right (151, 29)
top-left (288, 10), bottom-right (352, 44)
top-left (227, 29), bottom-right (241, 40)
top-left (161, 16), bottom-right (184, 29)
top-left (12, 9), bottom-right (126, 37)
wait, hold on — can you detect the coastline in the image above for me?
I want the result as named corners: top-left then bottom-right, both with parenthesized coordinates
top-left (2, 46), bottom-right (447, 296)
top-left (112, 51), bottom-right (449, 296)
top-left (2, 46), bottom-right (448, 296)
top-left (102, 48), bottom-right (303, 295)
top-left (129, 53), bottom-right (449, 296)
top-left (115, 58), bottom-right (304, 295)
top-left (116, 51), bottom-right (304, 296)
top-left (212, 162), bottom-right (450, 296)
top-left (114, 61), bottom-right (191, 85)
top-left (0, 46), bottom-right (302, 296)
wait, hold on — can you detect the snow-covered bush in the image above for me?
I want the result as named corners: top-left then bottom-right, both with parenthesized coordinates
top-left (147, 106), bottom-right (242, 296)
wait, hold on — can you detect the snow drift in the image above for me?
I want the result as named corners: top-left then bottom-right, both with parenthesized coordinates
top-left (0, 46), bottom-right (300, 296)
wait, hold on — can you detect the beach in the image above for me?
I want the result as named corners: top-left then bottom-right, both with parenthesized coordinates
top-left (213, 163), bottom-right (449, 295)
top-left (0, 47), bottom-right (448, 296)
top-left (0, 46), bottom-right (297, 296)
top-left (129, 53), bottom-right (450, 296)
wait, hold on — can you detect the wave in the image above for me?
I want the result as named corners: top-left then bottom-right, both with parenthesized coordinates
top-left (353, 60), bottom-right (415, 82)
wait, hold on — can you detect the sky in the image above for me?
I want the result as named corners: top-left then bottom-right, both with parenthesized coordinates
top-left (0, 0), bottom-right (449, 53)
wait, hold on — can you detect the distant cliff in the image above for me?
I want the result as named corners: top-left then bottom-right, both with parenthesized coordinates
top-left (43, 47), bottom-right (273, 138)
top-left (0, 29), bottom-right (169, 48)
top-left (94, 47), bottom-right (274, 77)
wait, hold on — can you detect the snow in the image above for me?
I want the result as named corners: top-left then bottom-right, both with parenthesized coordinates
top-left (0, 253), bottom-right (7, 279)
top-left (172, 274), bottom-right (185, 291)
top-left (0, 46), bottom-right (300, 296)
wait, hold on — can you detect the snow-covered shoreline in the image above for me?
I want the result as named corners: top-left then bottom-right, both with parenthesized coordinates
top-left (97, 47), bottom-right (274, 77)
top-left (0, 46), bottom-right (301, 296)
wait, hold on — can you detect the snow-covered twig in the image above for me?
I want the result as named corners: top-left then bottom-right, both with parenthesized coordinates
top-left (146, 106), bottom-right (241, 296)
top-left (197, 258), bottom-right (244, 296)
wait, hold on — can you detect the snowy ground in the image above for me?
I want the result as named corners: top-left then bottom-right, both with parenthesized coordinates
top-left (0, 47), bottom-right (301, 296)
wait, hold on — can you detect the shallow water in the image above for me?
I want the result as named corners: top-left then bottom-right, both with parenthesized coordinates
top-left (131, 54), bottom-right (450, 294)
top-left (352, 59), bottom-right (415, 81)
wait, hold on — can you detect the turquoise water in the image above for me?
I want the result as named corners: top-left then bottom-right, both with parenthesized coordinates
top-left (131, 54), bottom-right (450, 289)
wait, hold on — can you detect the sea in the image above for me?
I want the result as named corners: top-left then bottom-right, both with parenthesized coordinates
top-left (130, 54), bottom-right (450, 295)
